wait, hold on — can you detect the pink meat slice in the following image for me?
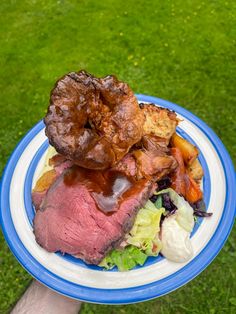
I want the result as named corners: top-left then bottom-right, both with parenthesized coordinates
top-left (33, 168), bottom-right (153, 265)
top-left (32, 153), bottom-right (135, 211)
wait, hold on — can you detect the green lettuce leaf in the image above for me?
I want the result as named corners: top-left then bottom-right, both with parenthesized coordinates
top-left (154, 195), bottom-right (163, 209)
top-left (99, 245), bottom-right (148, 271)
top-left (126, 200), bottom-right (164, 255)
top-left (156, 188), bottom-right (194, 232)
top-left (99, 200), bottom-right (164, 271)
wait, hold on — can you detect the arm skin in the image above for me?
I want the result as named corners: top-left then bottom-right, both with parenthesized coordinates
top-left (11, 280), bottom-right (82, 314)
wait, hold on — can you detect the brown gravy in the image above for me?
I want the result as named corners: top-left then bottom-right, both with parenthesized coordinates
top-left (63, 166), bottom-right (135, 213)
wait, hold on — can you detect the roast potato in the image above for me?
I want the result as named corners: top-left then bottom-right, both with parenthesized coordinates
top-left (187, 158), bottom-right (204, 181)
top-left (171, 133), bottom-right (198, 165)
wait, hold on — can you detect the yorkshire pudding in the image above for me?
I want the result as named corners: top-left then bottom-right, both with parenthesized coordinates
top-left (44, 71), bottom-right (144, 169)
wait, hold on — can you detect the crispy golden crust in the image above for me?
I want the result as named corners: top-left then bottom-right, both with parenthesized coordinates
top-left (140, 104), bottom-right (178, 143)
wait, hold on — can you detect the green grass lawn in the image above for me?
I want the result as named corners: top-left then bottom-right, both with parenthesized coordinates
top-left (0, 0), bottom-right (236, 313)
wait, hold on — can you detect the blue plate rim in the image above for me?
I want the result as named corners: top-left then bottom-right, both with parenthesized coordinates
top-left (0, 94), bottom-right (235, 304)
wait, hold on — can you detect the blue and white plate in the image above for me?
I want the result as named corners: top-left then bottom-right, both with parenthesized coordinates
top-left (0, 95), bottom-right (235, 304)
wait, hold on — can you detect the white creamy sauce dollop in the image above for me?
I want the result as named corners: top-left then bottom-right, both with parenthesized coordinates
top-left (160, 200), bottom-right (194, 263)
top-left (160, 214), bottom-right (193, 262)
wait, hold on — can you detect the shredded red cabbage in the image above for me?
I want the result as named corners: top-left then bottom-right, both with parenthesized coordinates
top-left (162, 193), bottom-right (177, 216)
top-left (191, 199), bottom-right (213, 217)
top-left (150, 190), bottom-right (213, 219)
top-left (150, 194), bottom-right (159, 203)
top-left (157, 177), bottom-right (171, 191)
top-left (193, 209), bottom-right (213, 217)
top-left (149, 177), bottom-right (171, 203)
